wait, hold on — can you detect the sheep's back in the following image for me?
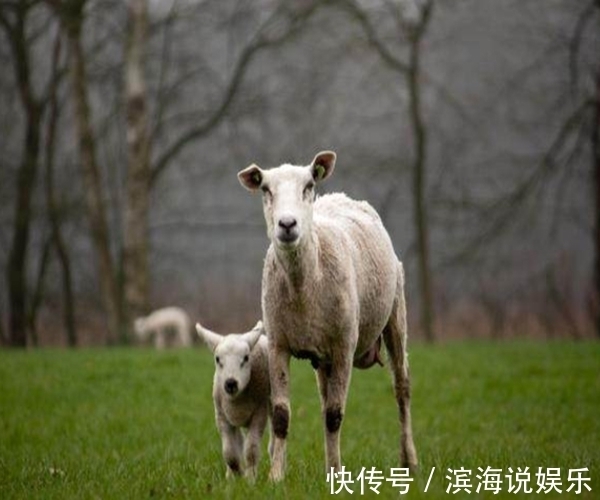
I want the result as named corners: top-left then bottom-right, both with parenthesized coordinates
top-left (313, 193), bottom-right (398, 354)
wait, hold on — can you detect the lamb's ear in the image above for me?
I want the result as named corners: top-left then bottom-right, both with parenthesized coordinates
top-left (238, 164), bottom-right (264, 192)
top-left (195, 323), bottom-right (222, 352)
top-left (310, 151), bottom-right (336, 182)
top-left (242, 326), bottom-right (262, 351)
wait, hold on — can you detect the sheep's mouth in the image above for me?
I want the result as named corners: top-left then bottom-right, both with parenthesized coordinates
top-left (276, 230), bottom-right (299, 246)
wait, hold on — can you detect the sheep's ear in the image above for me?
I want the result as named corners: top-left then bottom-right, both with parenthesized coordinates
top-left (242, 326), bottom-right (262, 351)
top-left (238, 164), bottom-right (264, 192)
top-left (195, 323), bottom-right (222, 352)
top-left (310, 151), bottom-right (336, 182)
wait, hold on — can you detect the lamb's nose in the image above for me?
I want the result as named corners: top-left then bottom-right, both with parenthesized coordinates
top-left (224, 378), bottom-right (238, 395)
top-left (278, 216), bottom-right (297, 232)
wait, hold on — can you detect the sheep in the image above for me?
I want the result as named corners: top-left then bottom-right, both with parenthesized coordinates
top-left (195, 320), bottom-right (272, 481)
top-left (238, 151), bottom-right (418, 481)
top-left (133, 307), bottom-right (192, 349)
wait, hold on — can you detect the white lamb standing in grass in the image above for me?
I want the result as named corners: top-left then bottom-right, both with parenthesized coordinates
top-left (238, 151), bottom-right (418, 481)
top-left (133, 307), bottom-right (192, 349)
top-left (196, 321), bottom-right (272, 481)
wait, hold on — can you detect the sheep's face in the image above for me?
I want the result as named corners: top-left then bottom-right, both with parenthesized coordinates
top-left (196, 322), bottom-right (263, 399)
top-left (238, 151), bottom-right (336, 250)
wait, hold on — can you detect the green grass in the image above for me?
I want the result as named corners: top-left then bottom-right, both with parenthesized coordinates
top-left (0, 341), bottom-right (598, 499)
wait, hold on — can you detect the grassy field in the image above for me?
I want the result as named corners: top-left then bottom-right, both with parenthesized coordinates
top-left (0, 341), bottom-right (598, 499)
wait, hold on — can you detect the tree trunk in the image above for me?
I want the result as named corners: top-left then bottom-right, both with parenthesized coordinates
top-left (408, 14), bottom-right (435, 343)
top-left (594, 72), bottom-right (600, 338)
top-left (45, 33), bottom-right (78, 347)
top-left (7, 105), bottom-right (41, 348)
top-left (123, 0), bottom-right (151, 332)
top-left (63, 7), bottom-right (121, 343)
top-left (2, 6), bottom-right (43, 347)
top-left (27, 236), bottom-right (52, 346)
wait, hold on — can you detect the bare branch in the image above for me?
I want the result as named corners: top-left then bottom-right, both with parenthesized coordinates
top-left (569, 0), bottom-right (598, 91)
top-left (333, 0), bottom-right (410, 75)
top-left (150, 2), bottom-right (323, 186)
top-left (440, 98), bottom-right (595, 269)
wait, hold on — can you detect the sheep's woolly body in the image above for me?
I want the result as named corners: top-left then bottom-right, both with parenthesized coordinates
top-left (264, 192), bottom-right (397, 364)
top-left (134, 307), bottom-right (192, 349)
top-left (238, 151), bottom-right (417, 481)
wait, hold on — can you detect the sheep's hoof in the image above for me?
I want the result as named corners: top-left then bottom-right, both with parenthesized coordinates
top-left (402, 458), bottom-right (419, 474)
top-left (268, 467), bottom-right (285, 483)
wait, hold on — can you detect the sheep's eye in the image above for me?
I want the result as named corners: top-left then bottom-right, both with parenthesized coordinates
top-left (215, 356), bottom-right (220, 365)
top-left (303, 182), bottom-right (315, 198)
top-left (261, 186), bottom-right (273, 202)
top-left (241, 355), bottom-right (249, 366)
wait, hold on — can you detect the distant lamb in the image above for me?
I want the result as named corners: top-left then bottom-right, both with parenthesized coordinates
top-left (134, 307), bottom-right (192, 349)
top-left (196, 321), bottom-right (271, 481)
top-left (238, 151), bottom-right (417, 481)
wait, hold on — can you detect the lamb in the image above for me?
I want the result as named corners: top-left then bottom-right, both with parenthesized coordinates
top-left (133, 307), bottom-right (192, 349)
top-left (238, 151), bottom-right (418, 481)
top-left (195, 320), bottom-right (272, 481)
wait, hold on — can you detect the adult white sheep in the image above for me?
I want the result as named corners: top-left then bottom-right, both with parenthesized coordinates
top-left (133, 307), bottom-right (192, 349)
top-left (238, 151), bottom-right (417, 481)
top-left (196, 321), bottom-right (271, 481)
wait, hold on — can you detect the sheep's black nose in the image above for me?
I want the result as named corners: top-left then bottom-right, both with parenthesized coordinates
top-left (224, 378), bottom-right (238, 395)
top-left (278, 216), bottom-right (297, 232)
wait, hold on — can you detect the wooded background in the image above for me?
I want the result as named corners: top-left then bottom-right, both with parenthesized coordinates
top-left (1, 0), bottom-right (598, 346)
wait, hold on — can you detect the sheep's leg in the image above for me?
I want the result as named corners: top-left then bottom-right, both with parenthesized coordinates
top-left (268, 346), bottom-right (291, 482)
top-left (155, 329), bottom-right (166, 350)
top-left (382, 262), bottom-right (418, 471)
top-left (244, 408), bottom-right (268, 482)
top-left (315, 366), bottom-right (328, 407)
top-left (320, 354), bottom-right (353, 473)
top-left (267, 403), bottom-right (274, 461)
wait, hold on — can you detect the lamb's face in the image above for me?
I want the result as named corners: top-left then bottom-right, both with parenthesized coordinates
top-left (195, 321), bottom-right (263, 399)
top-left (213, 337), bottom-right (253, 398)
top-left (238, 151), bottom-right (336, 250)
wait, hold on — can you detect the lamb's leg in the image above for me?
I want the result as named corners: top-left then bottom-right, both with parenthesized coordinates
top-left (269, 346), bottom-right (291, 482)
top-left (320, 354), bottom-right (353, 473)
top-left (382, 261), bottom-right (418, 471)
top-left (219, 424), bottom-right (244, 478)
top-left (244, 408), bottom-right (268, 482)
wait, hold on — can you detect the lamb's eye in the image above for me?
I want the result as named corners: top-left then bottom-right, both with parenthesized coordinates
top-left (215, 356), bottom-right (220, 365)
top-left (242, 355), bottom-right (249, 364)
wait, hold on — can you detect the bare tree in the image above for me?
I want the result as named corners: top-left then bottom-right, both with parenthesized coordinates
top-left (337, 0), bottom-right (437, 341)
top-left (123, 0), bottom-right (151, 328)
top-left (44, 32), bottom-right (77, 346)
top-left (48, 0), bottom-right (122, 343)
top-left (1, 0), bottom-right (48, 346)
top-left (574, 1), bottom-right (600, 338)
top-left (594, 70), bottom-right (600, 337)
